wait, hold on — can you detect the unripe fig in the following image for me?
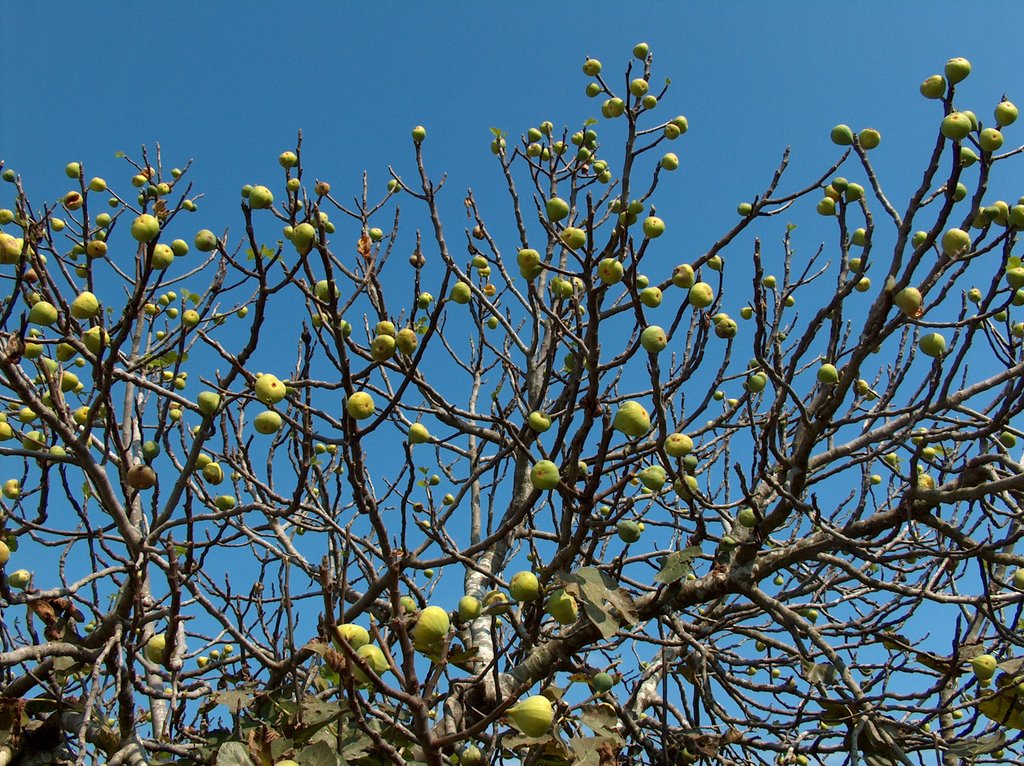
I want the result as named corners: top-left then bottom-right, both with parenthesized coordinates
top-left (546, 589), bottom-right (578, 624)
top-left (941, 228), bottom-right (971, 256)
top-left (411, 605), bottom-right (450, 652)
top-left (508, 695), bottom-right (554, 737)
top-left (944, 56), bottom-right (971, 85)
top-left (509, 571), bottom-right (541, 602)
top-left (613, 400), bottom-right (650, 437)
top-left (664, 432), bottom-right (693, 457)
top-left (530, 460), bottom-right (560, 491)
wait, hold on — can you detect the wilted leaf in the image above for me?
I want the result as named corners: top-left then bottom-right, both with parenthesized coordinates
top-left (946, 731), bottom-right (1007, 757)
top-left (211, 688), bottom-right (255, 714)
top-left (908, 647), bottom-right (956, 673)
top-left (215, 742), bottom-right (257, 766)
top-left (579, 705), bottom-right (621, 738)
top-left (997, 657), bottom-right (1024, 675)
top-left (800, 661), bottom-right (836, 685)
top-left (977, 683), bottom-right (1024, 729)
top-left (563, 567), bottom-right (639, 639)
top-left (654, 547), bottom-right (700, 585)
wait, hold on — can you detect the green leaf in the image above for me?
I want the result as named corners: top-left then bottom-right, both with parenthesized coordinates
top-left (297, 740), bottom-right (345, 766)
top-left (583, 117), bottom-right (598, 127)
top-left (215, 742), bottom-right (257, 766)
top-left (489, 127), bottom-right (503, 137)
top-left (654, 546), bottom-right (701, 584)
top-left (269, 737), bottom-right (294, 762)
top-left (114, 151), bottom-right (125, 159)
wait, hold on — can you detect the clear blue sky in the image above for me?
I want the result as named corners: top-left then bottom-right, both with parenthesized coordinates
top-left (3, 2), bottom-right (1021, 243)
top-left (2, 0), bottom-right (1022, 736)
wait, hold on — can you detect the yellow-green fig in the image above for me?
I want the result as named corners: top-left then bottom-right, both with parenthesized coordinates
top-left (617, 520), bottom-right (642, 543)
top-left (688, 282), bottom-right (714, 309)
top-left (941, 113), bottom-right (973, 141)
top-left (995, 99), bottom-right (1019, 127)
top-left (411, 605), bottom-right (450, 652)
top-left (1013, 569), bottom-right (1024, 589)
top-left (639, 286), bottom-right (662, 308)
top-left (408, 423), bottom-right (430, 444)
top-left (830, 124), bottom-right (854, 146)
top-left (613, 400), bottom-right (650, 437)
top-left (352, 644), bottom-right (389, 684)
top-left (817, 364), bottom-right (839, 385)
top-left (858, 128), bottom-right (881, 150)
top-left (130, 214), bottom-right (160, 242)
top-left (458, 595), bottom-right (482, 622)
top-left (672, 263), bottom-right (695, 288)
top-left (396, 328), bottom-right (418, 355)
top-left (370, 334), bottom-right (396, 361)
top-left (346, 392), bottom-right (375, 420)
top-left (944, 56), bottom-right (971, 84)
top-left (969, 653), bottom-right (997, 681)
top-left (509, 571), bottom-right (541, 602)
top-left (920, 74), bottom-right (945, 99)
top-left (292, 222), bottom-right (317, 253)
top-left (597, 258), bottom-right (623, 285)
top-left (640, 325), bottom-right (667, 353)
top-left (545, 197), bottom-right (570, 222)
top-left (642, 216), bottom-right (665, 238)
top-left (638, 465), bottom-right (667, 491)
top-left (591, 671), bottom-right (615, 693)
top-left (664, 433), bottom-right (693, 457)
top-left (254, 373), bottom-right (287, 405)
top-left (528, 411), bottom-right (551, 433)
top-left (530, 460), bottom-right (560, 491)
top-left (248, 185), bottom-right (274, 210)
top-left (197, 391), bottom-right (221, 416)
top-left (450, 282), bottom-right (472, 304)
top-left (545, 589), bottom-right (578, 625)
top-left (941, 228), bottom-right (971, 256)
top-left (7, 568), bottom-right (29, 589)
top-left (517, 249), bottom-right (543, 280)
top-left (28, 301), bottom-right (58, 326)
top-left (508, 695), bottom-right (554, 737)
top-left (144, 633), bottom-right (168, 664)
top-left (194, 229), bottom-right (218, 251)
top-left (919, 332), bottom-right (947, 358)
top-left (253, 410), bottom-right (283, 435)
top-left (484, 590), bottom-right (512, 615)
top-left (560, 226), bottom-right (586, 250)
top-left (894, 287), bottom-right (922, 317)
top-left (979, 128), bottom-right (1004, 153)
top-left (70, 291), bottom-right (100, 319)
top-left (332, 623), bottom-right (370, 650)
